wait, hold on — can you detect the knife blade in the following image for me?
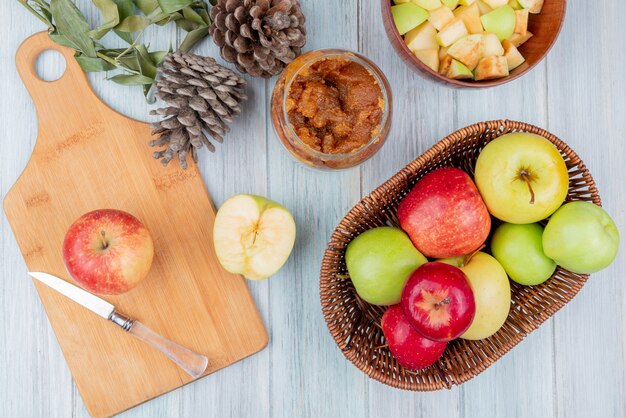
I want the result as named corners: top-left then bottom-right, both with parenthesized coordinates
top-left (29, 271), bottom-right (208, 379)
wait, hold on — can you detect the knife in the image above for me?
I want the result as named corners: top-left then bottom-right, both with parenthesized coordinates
top-left (28, 271), bottom-right (208, 379)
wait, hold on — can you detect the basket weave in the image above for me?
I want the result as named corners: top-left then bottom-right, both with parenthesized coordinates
top-left (320, 120), bottom-right (600, 391)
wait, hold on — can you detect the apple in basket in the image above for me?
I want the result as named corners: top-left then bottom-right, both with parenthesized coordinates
top-left (63, 209), bottom-right (154, 295)
top-left (382, 304), bottom-right (447, 370)
top-left (401, 262), bottom-right (476, 342)
top-left (397, 167), bottom-right (491, 258)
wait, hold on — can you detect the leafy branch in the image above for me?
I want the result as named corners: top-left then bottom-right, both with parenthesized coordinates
top-left (19, 0), bottom-right (213, 98)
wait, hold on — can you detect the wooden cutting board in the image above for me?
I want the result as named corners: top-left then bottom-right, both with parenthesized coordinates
top-left (3, 32), bottom-right (268, 418)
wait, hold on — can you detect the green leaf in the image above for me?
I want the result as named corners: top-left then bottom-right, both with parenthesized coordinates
top-left (149, 50), bottom-right (169, 65)
top-left (109, 73), bottom-right (155, 85)
top-left (175, 18), bottom-right (195, 32)
top-left (116, 15), bottom-right (151, 32)
top-left (136, 44), bottom-right (158, 79)
top-left (114, 29), bottom-right (134, 44)
top-left (88, 0), bottom-right (121, 40)
top-left (50, 0), bottom-right (97, 57)
top-left (157, 0), bottom-right (193, 14)
top-left (133, 0), bottom-right (159, 14)
top-left (75, 55), bottom-right (116, 71)
top-left (114, 0), bottom-right (134, 18)
top-left (178, 25), bottom-right (208, 51)
top-left (181, 6), bottom-right (204, 25)
top-left (49, 33), bottom-right (78, 49)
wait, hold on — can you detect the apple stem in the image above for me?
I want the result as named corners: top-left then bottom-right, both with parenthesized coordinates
top-left (99, 230), bottom-right (109, 250)
top-left (519, 169), bottom-right (536, 205)
top-left (434, 297), bottom-right (451, 309)
top-left (464, 244), bottom-right (486, 265)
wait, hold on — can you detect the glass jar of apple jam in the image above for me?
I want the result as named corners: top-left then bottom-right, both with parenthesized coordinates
top-left (271, 49), bottom-right (392, 170)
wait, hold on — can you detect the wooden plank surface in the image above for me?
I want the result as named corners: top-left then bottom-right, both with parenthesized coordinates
top-left (1, 1), bottom-right (624, 417)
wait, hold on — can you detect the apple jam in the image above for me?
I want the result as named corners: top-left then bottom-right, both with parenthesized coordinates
top-left (271, 50), bottom-right (392, 169)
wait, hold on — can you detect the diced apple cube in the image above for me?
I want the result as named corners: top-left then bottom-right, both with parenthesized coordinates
top-left (442, 0), bottom-right (460, 8)
top-left (447, 59), bottom-right (474, 79)
top-left (453, 3), bottom-right (483, 34)
top-left (476, 0), bottom-right (493, 14)
top-left (448, 34), bottom-right (483, 69)
top-left (439, 46), bottom-right (449, 60)
top-left (405, 22), bottom-right (439, 51)
top-left (481, 33), bottom-right (504, 57)
top-left (414, 49), bottom-right (440, 72)
top-left (508, 0), bottom-right (523, 9)
top-left (518, 0), bottom-right (544, 13)
top-left (502, 39), bottom-right (525, 70)
top-left (459, 0), bottom-right (476, 5)
top-left (414, 0), bottom-right (443, 10)
top-left (439, 54), bottom-right (453, 74)
top-left (514, 8), bottom-right (529, 35)
top-left (436, 19), bottom-right (469, 47)
top-left (429, 6), bottom-right (455, 30)
top-left (474, 55), bottom-right (509, 80)
top-left (483, 0), bottom-right (508, 7)
top-left (392, 3), bottom-right (429, 35)
top-left (507, 30), bottom-right (533, 47)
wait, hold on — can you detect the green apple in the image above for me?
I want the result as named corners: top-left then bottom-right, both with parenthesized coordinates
top-left (346, 227), bottom-right (427, 305)
top-left (543, 202), bottom-right (620, 274)
top-left (480, 5), bottom-right (516, 41)
top-left (392, 3), bottom-right (429, 35)
top-left (440, 252), bottom-right (511, 340)
top-left (491, 223), bottom-right (556, 286)
top-left (213, 194), bottom-right (296, 280)
top-left (475, 132), bottom-right (569, 224)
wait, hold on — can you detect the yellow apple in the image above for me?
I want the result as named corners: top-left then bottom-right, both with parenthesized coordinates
top-left (439, 252), bottom-right (511, 340)
top-left (475, 132), bottom-right (569, 224)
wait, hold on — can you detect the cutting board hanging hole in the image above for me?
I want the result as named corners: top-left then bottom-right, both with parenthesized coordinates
top-left (35, 50), bottom-right (66, 82)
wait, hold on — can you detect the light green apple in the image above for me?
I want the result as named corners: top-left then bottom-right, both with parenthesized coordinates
top-left (480, 5), bottom-right (516, 41)
top-left (391, 3), bottom-right (429, 35)
top-left (440, 252), bottom-right (511, 340)
top-left (491, 223), bottom-right (556, 286)
top-left (475, 132), bottom-right (569, 224)
top-left (543, 202), bottom-right (620, 274)
top-left (346, 227), bottom-right (427, 305)
top-left (213, 194), bottom-right (296, 280)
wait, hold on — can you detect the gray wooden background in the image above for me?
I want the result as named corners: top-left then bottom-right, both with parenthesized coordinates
top-left (1, 1), bottom-right (624, 417)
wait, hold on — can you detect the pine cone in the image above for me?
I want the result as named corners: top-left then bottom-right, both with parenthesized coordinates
top-left (209, 0), bottom-right (307, 78)
top-left (149, 51), bottom-right (247, 168)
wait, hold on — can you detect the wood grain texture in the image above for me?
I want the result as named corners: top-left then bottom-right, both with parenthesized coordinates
top-left (1, 1), bottom-right (625, 418)
top-left (3, 32), bottom-right (267, 418)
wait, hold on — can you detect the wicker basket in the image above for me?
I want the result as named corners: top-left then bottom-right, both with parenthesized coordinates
top-left (320, 120), bottom-right (600, 391)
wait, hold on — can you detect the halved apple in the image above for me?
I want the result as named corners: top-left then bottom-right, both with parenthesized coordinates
top-left (436, 18), bottom-right (469, 46)
top-left (453, 3), bottom-right (483, 34)
top-left (392, 3), bottom-right (429, 35)
top-left (414, 48), bottom-right (440, 71)
top-left (503, 39), bottom-right (525, 70)
top-left (429, 5), bottom-right (455, 30)
top-left (474, 55), bottom-right (509, 80)
top-left (518, 0), bottom-right (544, 13)
top-left (213, 194), bottom-right (296, 280)
top-left (448, 34), bottom-right (483, 69)
top-left (480, 5), bottom-right (516, 41)
top-left (405, 22), bottom-right (439, 51)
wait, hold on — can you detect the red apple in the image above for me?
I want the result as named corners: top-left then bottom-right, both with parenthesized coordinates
top-left (401, 262), bottom-right (475, 342)
top-left (397, 167), bottom-right (490, 258)
top-left (381, 304), bottom-right (447, 370)
top-left (62, 209), bottom-right (154, 295)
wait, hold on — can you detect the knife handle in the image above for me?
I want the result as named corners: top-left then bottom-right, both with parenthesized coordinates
top-left (128, 320), bottom-right (208, 379)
